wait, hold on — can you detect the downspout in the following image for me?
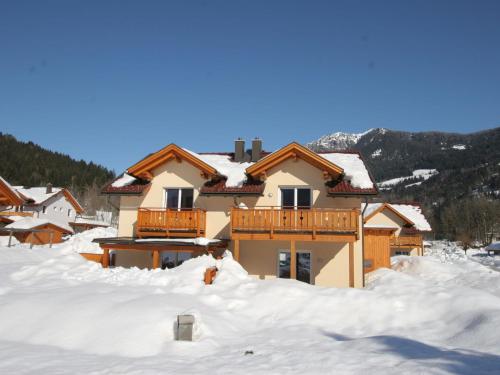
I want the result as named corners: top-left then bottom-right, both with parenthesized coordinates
top-left (361, 197), bottom-right (369, 288)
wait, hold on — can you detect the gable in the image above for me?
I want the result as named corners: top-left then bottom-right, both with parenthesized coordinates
top-left (246, 142), bottom-right (344, 181)
top-left (127, 144), bottom-right (218, 180)
top-left (0, 177), bottom-right (24, 206)
top-left (364, 203), bottom-right (414, 227)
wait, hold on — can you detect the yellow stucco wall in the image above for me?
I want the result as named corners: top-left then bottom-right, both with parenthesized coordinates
top-left (365, 209), bottom-right (405, 235)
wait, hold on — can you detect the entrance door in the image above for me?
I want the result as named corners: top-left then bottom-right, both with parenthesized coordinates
top-left (278, 251), bottom-right (311, 284)
top-left (364, 229), bottom-right (391, 273)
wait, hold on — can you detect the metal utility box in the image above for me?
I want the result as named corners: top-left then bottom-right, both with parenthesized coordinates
top-left (176, 314), bottom-right (195, 341)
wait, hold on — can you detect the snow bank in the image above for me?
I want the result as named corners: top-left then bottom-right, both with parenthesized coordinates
top-left (56, 227), bottom-right (117, 254)
top-left (0, 240), bottom-right (500, 373)
top-left (0, 236), bottom-right (19, 246)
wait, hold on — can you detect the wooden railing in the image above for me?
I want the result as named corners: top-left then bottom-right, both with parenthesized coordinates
top-left (0, 211), bottom-right (33, 217)
top-left (390, 235), bottom-right (422, 247)
top-left (230, 207), bottom-right (359, 239)
top-left (136, 208), bottom-right (206, 238)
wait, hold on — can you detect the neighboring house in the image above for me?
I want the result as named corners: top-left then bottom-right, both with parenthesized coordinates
top-left (362, 203), bottom-right (432, 273)
top-left (99, 139), bottom-right (379, 288)
top-left (0, 177), bottom-right (76, 245)
top-left (13, 184), bottom-right (84, 225)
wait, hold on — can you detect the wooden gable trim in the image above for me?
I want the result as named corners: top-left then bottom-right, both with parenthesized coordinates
top-left (0, 178), bottom-right (24, 206)
top-left (62, 189), bottom-right (84, 214)
top-left (246, 142), bottom-right (344, 179)
top-left (127, 144), bottom-right (217, 180)
top-left (364, 203), bottom-right (415, 226)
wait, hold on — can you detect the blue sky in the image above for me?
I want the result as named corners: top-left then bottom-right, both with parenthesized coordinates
top-left (1, 0), bottom-right (500, 172)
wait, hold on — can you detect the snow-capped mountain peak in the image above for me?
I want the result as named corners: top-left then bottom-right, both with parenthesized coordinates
top-left (307, 128), bottom-right (378, 151)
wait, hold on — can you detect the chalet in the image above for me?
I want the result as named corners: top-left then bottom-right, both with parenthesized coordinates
top-left (0, 178), bottom-right (84, 245)
top-left (362, 203), bottom-right (431, 273)
top-left (99, 139), bottom-right (379, 288)
top-left (13, 184), bottom-right (84, 225)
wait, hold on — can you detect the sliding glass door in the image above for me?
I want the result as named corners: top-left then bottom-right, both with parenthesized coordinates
top-left (278, 251), bottom-right (311, 284)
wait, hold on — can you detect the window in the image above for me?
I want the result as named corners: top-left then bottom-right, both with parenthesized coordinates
top-left (42, 206), bottom-right (46, 214)
top-left (395, 251), bottom-right (410, 256)
top-left (280, 188), bottom-right (311, 209)
top-left (68, 209), bottom-right (72, 217)
top-left (164, 188), bottom-right (194, 210)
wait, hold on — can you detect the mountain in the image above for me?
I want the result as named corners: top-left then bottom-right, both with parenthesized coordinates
top-left (306, 129), bottom-right (375, 151)
top-left (0, 132), bottom-right (115, 196)
top-left (307, 127), bottom-right (500, 239)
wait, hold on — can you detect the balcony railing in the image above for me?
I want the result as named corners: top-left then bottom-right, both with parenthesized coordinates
top-left (230, 207), bottom-right (359, 240)
top-left (136, 208), bottom-right (206, 238)
top-left (390, 235), bottom-right (422, 247)
top-left (0, 211), bottom-right (34, 217)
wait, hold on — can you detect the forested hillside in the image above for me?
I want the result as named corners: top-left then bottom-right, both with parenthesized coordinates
top-left (0, 132), bottom-right (115, 212)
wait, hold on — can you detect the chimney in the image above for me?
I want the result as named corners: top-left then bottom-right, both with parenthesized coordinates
top-left (234, 138), bottom-right (245, 162)
top-left (251, 138), bottom-right (262, 162)
top-left (46, 183), bottom-right (53, 194)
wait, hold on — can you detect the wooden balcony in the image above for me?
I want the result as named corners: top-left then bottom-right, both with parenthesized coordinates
top-left (390, 235), bottom-right (423, 248)
top-left (0, 211), bottom-right (34, 217)
top-left (230, 207), bottom-right (360, 241)
top-left (136, 208), bottom-right (206, 238)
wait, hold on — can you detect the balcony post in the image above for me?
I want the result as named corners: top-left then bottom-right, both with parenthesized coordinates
top-left (102, 248), bottom-right (110, 268)
top-left (312, 209), bottom-right (316, 240)
top-left (234, 239), bottom-right (240, 262)
top-left (196, 210), bottom-right (201, 236)
top-left (290, 240), bottom-right (297, 280)
top-left (152, 250), bottom-right (160, 269)
top-left (349, 242), bottom-right (354, 287)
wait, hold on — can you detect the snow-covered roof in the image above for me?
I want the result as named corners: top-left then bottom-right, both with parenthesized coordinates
top-left (136, 237), bottom-right (220, 246)
top-left (111, 174), bottom-right (137, 188)
top-left (320, 153), bottom-right (374, 189)
top-left (391, 204), bottom-right (432, 232)
top-left (363, 203), bottom-right (432, 232)
top-left (184, 150), bottom-right (253, 188)
top-left (109, 144), bottom-right (376, 192)
top-left (14, 186), bottom-right (62, 204)
top-left (4, 217), bottom-right (73, 233)
top-left (362, 203), bottom-right (384, 218)
top-left (71, 217), bottom-right (110, 227)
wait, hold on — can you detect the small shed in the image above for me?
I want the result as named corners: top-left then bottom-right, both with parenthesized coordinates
top-left (2, 217), bottom-right (73, 245)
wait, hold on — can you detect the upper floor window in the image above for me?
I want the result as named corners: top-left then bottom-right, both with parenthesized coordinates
top-left (280, 187), bottom-right (311, 209)
top-left (42, 206), bottom-right (46, 214)
top-left (68, 209), bottom-right (72, 217)
top-left (164, 188), bottom-right (194, 210)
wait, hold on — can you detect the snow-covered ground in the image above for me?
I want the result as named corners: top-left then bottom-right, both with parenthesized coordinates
top-left (0, 236), bottom-right (499, 374)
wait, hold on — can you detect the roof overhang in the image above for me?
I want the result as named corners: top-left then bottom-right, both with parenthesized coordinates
top-left (246, 142), bottom-right (344, 181)
top-left (0, 178), bottom-right (24, 206)
top-left (127, 144), bottom-right (218, 180)
top-left (364, 203), bottom-right (415, 226)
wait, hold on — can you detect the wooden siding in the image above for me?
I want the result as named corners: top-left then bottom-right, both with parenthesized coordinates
top-left (230, 207), bottom-right (359, 241)
top-left (364, 229), bottom-right (391, 273)
top-left (390, 235), bottom-right (423, 248)
top-left (136, 208), bottom-right (206, 238)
